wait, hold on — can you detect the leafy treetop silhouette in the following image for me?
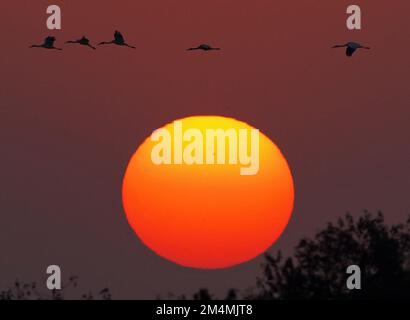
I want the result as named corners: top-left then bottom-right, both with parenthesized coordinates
top-left (251, 211), bottom-right (410, 300)
top-left (177, 211), bottom-right (410, 300)
top-left (2, 211), bottom-right (409, 300)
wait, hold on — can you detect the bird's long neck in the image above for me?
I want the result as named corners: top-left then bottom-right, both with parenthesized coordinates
top-left (30, 44), bottom-right (42, 48)
top-left (100, 40), bottom-right (115, 45)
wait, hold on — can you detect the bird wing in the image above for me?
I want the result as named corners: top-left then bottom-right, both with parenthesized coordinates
top-left (346, 46), bottom-right (356, 57)
top-left (114, 31), bottom-right (125, 43)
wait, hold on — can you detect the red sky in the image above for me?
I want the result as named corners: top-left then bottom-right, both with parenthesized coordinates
top-left (0, 1), bottom-right (409, 298)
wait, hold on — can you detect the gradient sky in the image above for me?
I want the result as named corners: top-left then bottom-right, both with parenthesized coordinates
top-left (0, 1), bottom-right (409, 298)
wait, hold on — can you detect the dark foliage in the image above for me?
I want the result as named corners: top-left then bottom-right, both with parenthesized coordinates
top-left (251, 211), bottom-right (410, 299)
top-left (0, 276), bottom-right (111, 300)
top-left (183, 211), bottom-right (410, 300)
top-left (2, 211), bottom-right (409, 300)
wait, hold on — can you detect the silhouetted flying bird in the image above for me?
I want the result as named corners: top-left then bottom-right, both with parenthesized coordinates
top-left (30, 36), bottom-right (62, 50)
top-left (65, 36), bottom-right (96, 50)
top-left (332, 42), bottom-right (370, 57)
top-left (187, 44), bottom-right (221, 51)
top-left (98, 31), bottom-right (135, 49)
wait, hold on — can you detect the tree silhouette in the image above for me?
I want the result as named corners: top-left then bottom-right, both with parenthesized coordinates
top-left (251, 211), bottom-right (410, 300)
top-left (2, 211), bottom-right (409, 300)
top-left (0, 276), bottom-right (111, 300)
top-left (193, 288), bottom-right (214, 300)
top-left (159, 211), bottom-right (410, 301)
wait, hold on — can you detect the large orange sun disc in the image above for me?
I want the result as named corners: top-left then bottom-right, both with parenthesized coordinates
top-left (122, 116), bottom-right (294, 269)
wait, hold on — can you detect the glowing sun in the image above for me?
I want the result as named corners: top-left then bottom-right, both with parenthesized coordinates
top-left (122, 116), bottom-right (294, 269)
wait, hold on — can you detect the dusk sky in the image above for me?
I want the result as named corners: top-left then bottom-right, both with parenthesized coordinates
top-left (0, 1), bottom-right (409, 298)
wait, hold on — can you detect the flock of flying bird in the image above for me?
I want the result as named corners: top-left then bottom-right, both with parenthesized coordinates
top-left (30, 30), bottom-right (370, 57)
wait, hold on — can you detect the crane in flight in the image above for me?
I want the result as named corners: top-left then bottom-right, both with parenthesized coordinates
top-left (332, 42), bottom-right (370, 57)
top-left (187, 44), bottom-right (221, 51)
top-left (98, 31), bottom-right (136, 49)
top-left (30, 36), bottom-right (62, 50)
top-left (65, 36), bottom-right (96, 50)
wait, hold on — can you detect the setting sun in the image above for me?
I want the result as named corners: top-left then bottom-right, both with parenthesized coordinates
top-left (122, 116), bottom-right (294, 269)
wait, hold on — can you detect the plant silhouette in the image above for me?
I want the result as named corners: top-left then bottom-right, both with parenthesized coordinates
top-left (251, 211), bottom-right (410, 300)
top-left (0, 276), bottom-right (111, 300)
top-left (171, 211), bottom-right (410, 300)
top-left (2, 211), bottom-right (409, 300)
